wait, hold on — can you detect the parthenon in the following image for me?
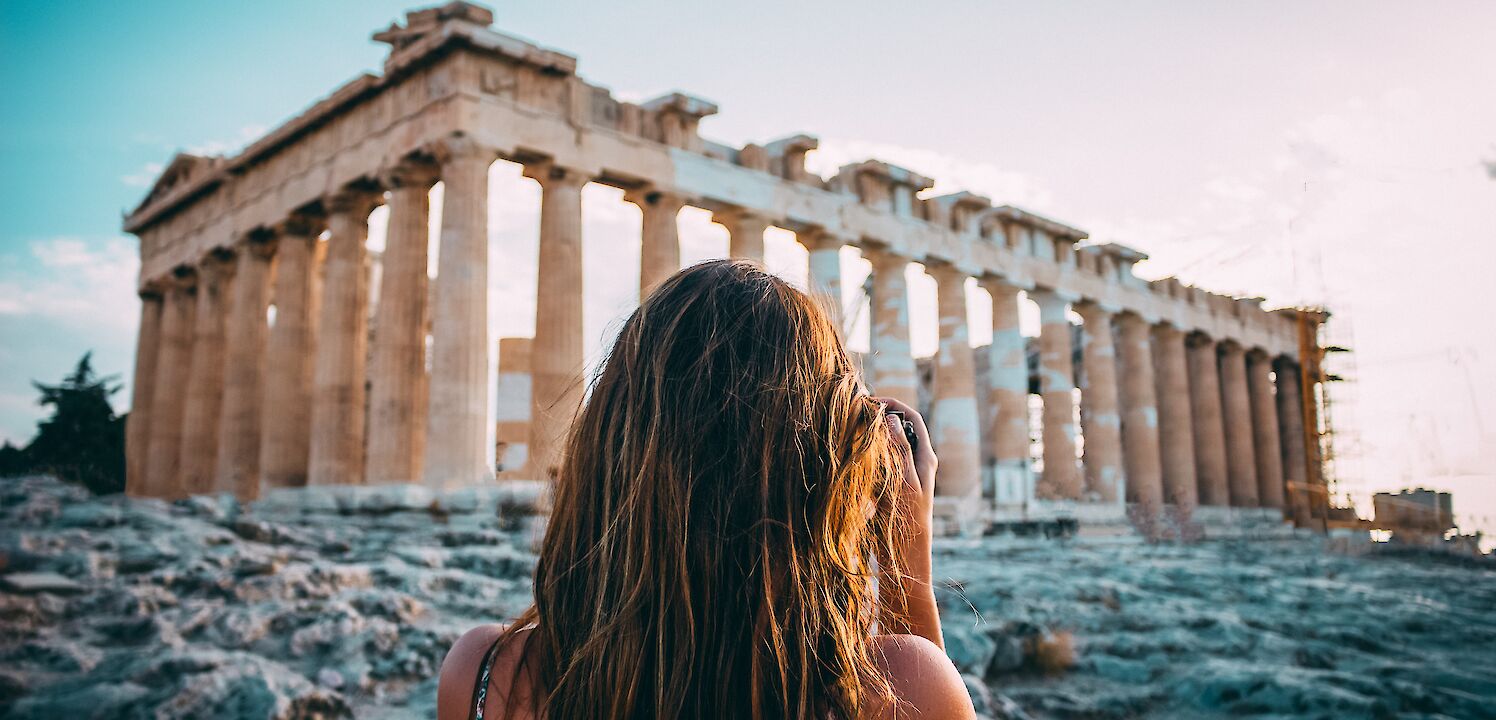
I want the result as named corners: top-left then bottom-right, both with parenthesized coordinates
top-left (122, 2), bottom-right (1330, 531)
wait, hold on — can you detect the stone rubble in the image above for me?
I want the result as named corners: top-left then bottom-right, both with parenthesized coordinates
top-left (3, 475), bottom-right (1493, 719)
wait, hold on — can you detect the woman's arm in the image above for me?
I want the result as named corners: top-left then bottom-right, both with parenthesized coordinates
top-left (872, 397), bottom-right (943, 650)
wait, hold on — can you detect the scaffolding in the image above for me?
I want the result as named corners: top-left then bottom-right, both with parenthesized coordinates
top-left (1287, 307), bottom-right (1361, 531)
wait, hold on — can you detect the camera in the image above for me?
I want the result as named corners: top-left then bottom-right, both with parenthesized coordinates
top-left (886, 409), bottom-right (919, 451)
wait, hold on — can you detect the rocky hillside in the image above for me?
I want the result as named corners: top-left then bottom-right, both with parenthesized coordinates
top-left (2, 476), bottom-right (1493, 719)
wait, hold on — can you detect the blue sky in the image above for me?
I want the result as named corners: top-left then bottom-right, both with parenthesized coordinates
top-left (2, 1), bottom-right (1493, 531)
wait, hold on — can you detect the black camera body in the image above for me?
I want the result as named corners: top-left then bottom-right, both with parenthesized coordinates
top-left (885, 410), bottom-right (918, 451)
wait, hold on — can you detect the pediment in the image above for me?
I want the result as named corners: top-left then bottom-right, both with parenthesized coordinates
top-left (133, 153), bottom-right (222, 214)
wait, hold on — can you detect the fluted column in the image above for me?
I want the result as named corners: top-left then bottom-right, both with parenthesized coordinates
top-left (213, 234), bottom-right (275, 498)
top-left (1275, 358), bottom-right (1311, 525)
top-left (1031, 289), bottom-right (1080, 500)
top-left (1219, 341), bottom-right (1259, 507)
top-left (632, 188), bottom-right (684, 299)
top-left (1075, 303), bottom-right (1123, 503)
top-left (126, 289), bottom-right (164, 496)
top-left (1248, 350), bottom-right (1286, 509)
top-left (864, 247), bottom-right (918, 407)
top-left (1152, 323), bottom-right (1197, 508)
top-left (1186, 334), bottom-right (1230, 506)
top-left (980, 277), bottom-right (1032, 500)
top-left (714, 209), bottom-right (768, 263)
top-left (145, 270), bottom-right (196, 498)
top-left (260, 218), bottom-right (320, 488)
top-left (310, 189), bottom-right (379, 486)
top-left (178, 250), bottom-right (235, 496)
top-left (495, 337), bottom-right (533, 478)
top-left (801, 230), bottom-right (844, 323)
top-left (1116, 313), bottom-right (1163, 508)
top-left (422, 138), bottom-right (495, 489)
top-left (367, 162), bottom-right (437, 485)
top-left (525, 161), bottom-right (588, 482)
top-left (927, 264), bottom-right (983, 503)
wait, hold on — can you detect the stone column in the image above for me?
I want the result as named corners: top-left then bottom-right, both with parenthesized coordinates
top-left (864, 247), bottom-right (919, 407)
top-left (1116, 313), bottom-right (1163, 508)
top-left (714, 208), bottom-right (768, 263)
top-left (1075, 303), bottom-right (1123, 504)
top-left (1248, 350), bottom-right (1286, 509)
top-left (178, 250), bottom-right (235, 497)
top-left (980, 277), bottom-right (1032, 501)
top-left (260, 218), bottom-right (320, 488)
top-left (213, 233), bottom-right (275, 499)
top-left (1031, 289), bottom-right (1080, 500)
top-left (525, 161), bottom-right (588, 482)
top-left (1186, 334), bottom-right (1230, 506)
top-left (366, 162), bottom-right (437, 485)
top-left (1219, 341), bottom-right (1259, 507)
top-left (495, 337), bottom-right (533, 478)
top-left (927, 263), bottom-right (982, 502)
top-left (309, 189), bottom-right (379, 486)
top-left (632, 188), bottom-right (684, 299)
top-left (1152, 323), bottom-right (1198, 508)
top-left (125, 289), bottom-right (164, 496)
top-left (145, 270), bottom-right (196, 498)
top-left (801, 229), bottom-right (844, 324)
top-left (422, 139), bottom-right (495, 489)
top-left (1275, 357), bottom-right (1311, 524)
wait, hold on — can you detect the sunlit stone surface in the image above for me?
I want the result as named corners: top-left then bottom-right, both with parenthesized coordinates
top-left (4, 475), bottom-right (1492, 719)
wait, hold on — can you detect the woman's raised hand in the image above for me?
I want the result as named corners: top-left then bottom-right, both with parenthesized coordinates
top-left (874, 396), bottom-right (937, 526)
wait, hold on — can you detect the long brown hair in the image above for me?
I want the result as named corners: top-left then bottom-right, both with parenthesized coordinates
top-left (503, 259), bottom-right (907, 719)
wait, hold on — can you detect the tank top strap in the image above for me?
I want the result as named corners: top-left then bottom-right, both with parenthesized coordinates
top-left (468, 634), bottom-right (507, 720)
top-left (468, 627), bottom-right (537, 720)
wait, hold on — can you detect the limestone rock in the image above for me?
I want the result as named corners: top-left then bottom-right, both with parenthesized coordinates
top-left (1, 571), bottom-right (84, 595)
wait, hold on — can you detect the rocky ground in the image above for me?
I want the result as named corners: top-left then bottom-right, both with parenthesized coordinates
top-left (2, 475), bottom-right (1493, 719)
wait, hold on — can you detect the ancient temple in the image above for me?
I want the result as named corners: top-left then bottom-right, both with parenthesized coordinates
top-left (122, 2), bottom-right (1330, 531)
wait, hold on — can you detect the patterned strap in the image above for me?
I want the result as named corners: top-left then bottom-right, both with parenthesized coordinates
top-left (469, 635), bottom-right (506, 720)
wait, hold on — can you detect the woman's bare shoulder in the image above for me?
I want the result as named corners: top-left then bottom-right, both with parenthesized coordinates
top-left (436, 624), bottom-right (535, 720)
top-left (867, 634), bottom-right (976, 719)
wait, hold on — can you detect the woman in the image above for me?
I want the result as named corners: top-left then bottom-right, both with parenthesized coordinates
top-left (438, 259), bottom-right (974, 719)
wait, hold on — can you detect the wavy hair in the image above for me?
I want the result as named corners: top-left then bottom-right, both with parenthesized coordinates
top-left (502, 259), bottom-right (907, 719)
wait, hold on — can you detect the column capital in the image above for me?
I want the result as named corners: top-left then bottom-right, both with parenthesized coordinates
top-left (240, 228), bottom-right (279, 260)
top-left (167, 263), bottom-right (199, 291)
top-left (797, 227), bottom-right (845, 252)
top-left (623, 186), bottom-right (687, 212)
top-left (1185, 330), bottom-right (1217, 349)
top-left (276, 210), bottom-right (326, 239)
top-left (138, 284), bottom-right (165, 302)
top-left (711, 206), bottom-right (770, 230)
top-left (1218, 338), bottom-right (1246, 355)
top-left (324, 186), bottom-right (382, 218)
top-left (977, 273), bottom-right (1026, 295)
top-left (1245, 347), bottom-right (1272, 362)
top-left (521, 160), bottom-right (590, 191)
top-left (1119, 309), bottom-right (1148, 329)
top-left (923, 259), bottom-right (968, 284)
top-left (197, 247), bottom-right (237, 283)
top-left (860, 244), bottom-right (906, 269)
top-left (379, 157), bottom-right (441, 191)
top-left (1153, 321), bottom-right (1185, 341)
top-left (1072, 299), bottom-right (1116, 321)
top-left (1027, 286), bottom-right (1076, 311)
top-left (430, 133), bottom-right (497, 167)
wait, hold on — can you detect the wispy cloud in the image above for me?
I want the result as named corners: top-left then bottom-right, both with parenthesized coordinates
top-left (186, 124), bottom-right (269, 157)
top-left (121, 162), bottom-right (165, 188)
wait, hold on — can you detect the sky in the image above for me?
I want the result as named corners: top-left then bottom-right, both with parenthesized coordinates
top-left (1, 1), bottom-right (1493, 534)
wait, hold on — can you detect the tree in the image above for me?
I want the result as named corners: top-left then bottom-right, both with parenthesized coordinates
top-left (0, 441), bottom-right (25, 477)
top-left (19, 352), bottom-right (127, 494)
